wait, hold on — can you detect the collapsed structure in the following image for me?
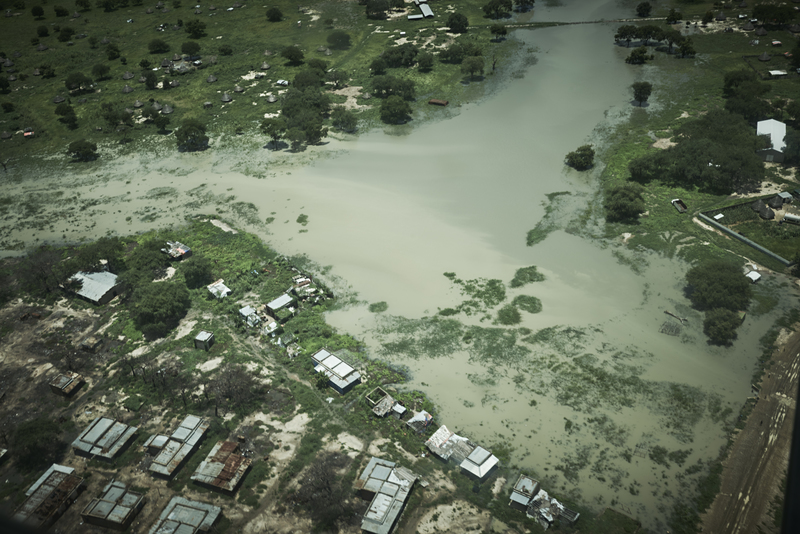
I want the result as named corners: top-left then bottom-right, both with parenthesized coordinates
top-left (356, 457), bottom-right (418, 534)
top-left (13, 464), bottom-right (85, 529)
top-left (162, 241), bottom-right (192, 260)
top-left (49, 371), bottom-right (84, 397)
top-left (81, 480), bottom-right (145, 529)
top-left (145, 415), bottom-right (209, 477)
top-left (508, 474), bottom-right (580, 530)
top-left (366, 387), bottom-right (407, 418)
top-left (148, 496), bottom-right (221, 534)
top-left (191, 441), bottom-right (252, 493)
top-left (425, 425), bottom-right (499, 479)
top-left (72, 417), bottom-right (138, 460)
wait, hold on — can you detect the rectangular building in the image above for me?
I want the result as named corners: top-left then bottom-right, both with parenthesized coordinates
top-left (72, 417), bottom-right (138, 460)
top-left (70, 271), bottom-right (122, 305)
top-left (311, 348), bottom-right (362, 394)
top-left (356, 457), bottom-right (418, 534)
top-left (49, 371), bottom-right (85, 396)
top-left (13, 464), bottom-right (84, 529)
top-left (509, 474), bottom-right (539, 511)
top-left (146, 415), bottom-right (209, 478)
top-left (191, 441), bottom-right (252, 493)
top-left (148, 497), bottom-right (221, 534)
top-left (459, 446), bottom-right (499, 480)
top-left (424, 425), bottom-right (474, 464)
top-left (81, 480), bottom-right (145, 530)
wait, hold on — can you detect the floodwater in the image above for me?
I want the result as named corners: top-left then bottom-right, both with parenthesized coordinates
top-left (0, 0), bottom-right (792, 529)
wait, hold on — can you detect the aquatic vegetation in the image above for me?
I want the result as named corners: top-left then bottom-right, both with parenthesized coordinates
top-left (513, 295), bottom-right (543, 314)
top-left (510, 265), bottom-right (546, 287)
top-left (496, 304), bottom-right (522, 325)
top-left (526, 191), bottom-right (571, 246)
top-left (443, 273), bottom-right (507, 315)
top-left (368, 301), bottom-right (388, 313)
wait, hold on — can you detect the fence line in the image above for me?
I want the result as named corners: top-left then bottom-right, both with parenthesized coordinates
top-left (697, 213), bottom-right (793, 266)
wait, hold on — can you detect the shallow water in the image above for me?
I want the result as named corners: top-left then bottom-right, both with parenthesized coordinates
top-left (0, 1), bottom-right (791, 529)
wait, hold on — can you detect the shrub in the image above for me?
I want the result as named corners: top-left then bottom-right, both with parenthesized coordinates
top-left (266, 6), bottom-right (282, 22)
top-left (149, 39), bottom-right (169, 54)
top-left (327, 30), bottom-right (351, 49)
top-left (565, 145), bottom-right (595, 170)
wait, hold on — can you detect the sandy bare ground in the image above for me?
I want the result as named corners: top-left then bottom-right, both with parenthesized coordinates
top-left (652, 137), bottom-right (677, 149)
top-left (701, 324), bottom-right (800, 534)
top-left (330, 85), bottom-right (371, 111)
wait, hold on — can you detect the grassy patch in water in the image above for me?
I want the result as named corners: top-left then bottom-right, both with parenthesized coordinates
top-left (526, 192), bottom-right (571, 246)
top-left (496, 304), bottom-right (521, 325)
top-left (509, 265), bottom-right (545, 287)
top-left (368, 301), bottom-right (388, 313)
top-left (512, 294), bottom-right (542, 314)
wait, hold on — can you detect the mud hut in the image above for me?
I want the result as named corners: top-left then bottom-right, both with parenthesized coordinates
top-left (758, 52), bottom-right (772, 62)
top-left (221, 92), bottom-right (232, 102)
top-left (751, 198), bottom-right (766, 212)
top-left (755, 27), bottom-right (768, 36)
top-left (768, 195), bottom-right (784, 209)
top-left (172, 53), bottom-right (181, 62)
top-left (53, 95), bottom-right (66, 103)
top-left (169, 80), bottom-right (180, 88)
top-left (133, 99), bottom-right (144, 108)
top-left (207, 74), bottom-right (217, 83)
top-left (161, 58), bottom-right (171, 68)
top-left (743, 21), bottom-right (755, 31)
top-left (759, 206), bottom-right (775, 219)
top-left (122, 84), bottom-right (133, 93)
top-left (260, 62), bottom-right (271, 70)
top-left (233, 85), bottom-right (244, 93)
top-left (36, 44), bottom-right (48, 51)
top-left (122, 71), bottom-right (134, 80)
top-left (162, 104), bottom-right (174, 114)
top-left (1, 131), bottom-right (11, 139)
top-left (152, 101), bottom-right (163, 111)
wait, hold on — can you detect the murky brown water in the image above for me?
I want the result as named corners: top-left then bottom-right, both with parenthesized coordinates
top-left (1, 1), bottom-right (791, 529)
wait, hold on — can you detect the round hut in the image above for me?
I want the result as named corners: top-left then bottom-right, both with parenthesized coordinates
top-left (768, 195), bottom-right (784, 209)
top-left (152, 101), bottom-right (163, 111)
top-left (1, 131), bottom-right (11, 139)
top-left (755, 27), bottom-right (768, 36)
top-left (53, 95), bottom-right (66, 103)
top-left (207, 74), bottom-right (217, 83)
top-left (261, 62), bottom-right (271, 70)
top-left (172, 53), bottom-right (181, 61)
top-left (194, 8), bottom-right (201, 14)
top-left (209, 5), bottom-right (216, 10)
top-left (139, 75), bottom-right (147, 83)
top-left (7, 75), bottom-right (16, 82)
top-left (36, 44), bottom-right (48, 51)
top-left (3, 59), bottom-right (13, 68)
top-left (316, 46), bottom-right (327, 52)
top-left (203, 101), bottom-right (212, 108)
top-left (264, 49), bottom-right (272, 56)
top-left (146, 7), bottom-right (154, 13)
top-left (742, 21), bottom-right (755, 31)
top-left (169, 80), bottom-right (180, 88)
top-left (267, 94), bottom-right (277, 103)
top-left (161, 58), bottom-right (171, 68)
top-left (32, 68), bottom-right (40, 76)
top-left (790, 24), bottom-right (800, 33)
top-left (362, 92), bottom-right (372, 100)
top-left (751, 198), bottom-right (766, 212)
top-left (122, 71), bottom-right (134, 80)
top-left (124, 108), bottom-right (134, 115)
top-left (324, 49), bottom-right (332, 56)
top-left (234, 85), bottom-right (244, 93)
top-left (72, 11), bottom-right (81, 18)
top-left (156, 1), bottom-right (164, 7)
top-left (758, 52), bottom-right (771, 61)
top-left (715, 12), bottom-right (726, 21)
top-left (133, 99), bottom-right (144, 108)
top-left (759, 206), bottom-right (775, 220)
top-left (221, 92), bottom-right (232, 102)
top-left (122, 84), bottom-right (133, 93)
top-left (162, 104), bottom-right (174, 114)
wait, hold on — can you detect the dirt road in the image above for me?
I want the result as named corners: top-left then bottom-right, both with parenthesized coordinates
top-left (701, 327), bottom-right (800, 534)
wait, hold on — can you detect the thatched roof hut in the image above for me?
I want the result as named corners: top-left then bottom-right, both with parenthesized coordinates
top-left (209, 5), bottom-right (216, 10)
top-left (32, 68), bottom-right (40, 76)
top-left (36, 44), bottom-right (48, 51)
top-left (758, 52), bottom-right (771, 61)
top-left (133, 99), bottom-right (144, 108)
top-left (175, 63), bottom-right (189, 74)
top-left (3, 59), bottom-right (13, 68)
top-left (759, 206), bottom-right (775, 219)
top-left (261, 62), bottom-right (271, 70)
top-left (234, 85), bottom-right (244, 93)
top-left (751, 198), bottom-right (766, 212)
top-left (169, 79), bottom-right (180, 88)
top-left (790, 24), bottom-right (800, 33)
top-left (53, 95), bottom-right (66, 103)
top-left (264, 49), bottom-right (272, 56)
top-left (139, 75), bottom-right (147, 83)
top-left (316, 46), bottom-right (327, 52)
top-left (716, 12), bottom-right (726, 21)
top-left (156, 1), bottom-right (164, 7)
top-left (161, 58), bottom-right (171, 68)
top-left (267, 94), bottom-right (277, 103)
top-left (362, 92), bottom-right (372, 100)
top-left (172, 53), bottom-right (181, 61)
top-left (1, 131), bottom-right (11, 139)
top-left (124, 108), bottom-right (134, 115)
top-left (7, 75), bottom-right (16, 82)
top-left (324, 49), bottom-right (332, 56)
top-left (207, 74), bottom-right (217, 83)
top-left (768, 195), bottom-right (784, 209)
top-left (755, 27), bottom-right (767, 36)
top-left (742, 22), bottom-right (755, 31)
top-left (162, 104), bottom-right (174, 114)
top-left (194, 8), bottom-right (201, 14)
top-left (146, 7), bottom-right (154, 13)
top-left (152, 101), bottom-right (163, 111)
top-left (122, 71), bottom-right (134, 80)
top-left (221, 93), bottom-right (232, 102)
top-left (72, 11), bottom-right (81, 18)
top-left (122, 84), bottom-right (133, 93)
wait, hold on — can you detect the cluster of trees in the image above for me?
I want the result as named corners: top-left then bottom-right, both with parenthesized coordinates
top-left (364, 0), bottom-right (404, 20)
top-left (627, 109), bottom-right (766, 194)
top-left (439, 39), bottom-right (483, 65)
top-left (565, 145), bottom-right (595, 170)
top-left (605, 183), bottom-right (646, 223)
top-left (752, 4), bottom-right (796, 26)
top-left (635, 1), bottom-right (651, 18)
top-left (448, 13), bottom-right (468, 33)
top-left (176, 118), bottom-right (208, 151)
top-left (56, 102), bottom-right (79, 129)
top-left (615, 24), bottom-right (695, 62)
top-left (685, 261), bottom-right (753, 345)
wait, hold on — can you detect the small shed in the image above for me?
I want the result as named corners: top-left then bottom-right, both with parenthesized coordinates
top-left (81, 480), bottom-right (144, 530)
top-left (194, 330), bottom-right (214, 351)
top-left (757, 119), bottom-right (786, 162)
top-left (49, 372), bottom-right (85, 397)
top-left (405, 410), bottom-right (433, 432)
top-left (428, 99), bottom-right (448, 106)
top-left (715, 12), bottom-right (726, 21)
top-left (169, 80), bottom-right (180, 88)
top-left (72, 417), bottom-right (138, 460)
top-left (239, 305), bottom-right (261, 327)
top-left (207, 279), bottom-right (232, 299)
top-left (746, 271), bottom-right (762, 283)
top-left (778, 191), bottom-right (793, 203)
top-left (408, 14), bottom-right (424, 20)
top-left (234, 85), bottom-right (244, 93)
top-left (53, 95), bottom-right (66, 103)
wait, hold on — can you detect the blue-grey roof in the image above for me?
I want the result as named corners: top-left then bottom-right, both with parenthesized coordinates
top-left (420, 4), bottom-right (433, 17)
top-left (148, 415), bottom-right (209, 476)
top-left (72, 417), bottom-right (138, 459)
top-left (148, 497), bottom-right (221, 534)
top-left (71, 271), bottom-right (119, 303)
top-left (81, 480), bottom-right (144, 525)
top-left (267, 293), bottom-right (293, 310)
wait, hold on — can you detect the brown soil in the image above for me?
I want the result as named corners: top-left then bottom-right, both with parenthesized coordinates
top-left (701, 325), bottom-right (799, 534)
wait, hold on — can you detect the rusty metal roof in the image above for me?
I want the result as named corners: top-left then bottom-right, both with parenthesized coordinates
top-left (191, 441), bottom-right (252, 493)
top-left (81, 480), bottom-right (144, 527)
top-left (13, 464), bottom-right (84, 528)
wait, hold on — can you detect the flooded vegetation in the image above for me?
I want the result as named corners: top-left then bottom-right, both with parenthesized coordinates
top-left (2, 1), bottom-right (799, 532)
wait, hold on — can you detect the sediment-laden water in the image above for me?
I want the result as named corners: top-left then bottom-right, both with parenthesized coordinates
top-left (1, 1), bottom-right (793, 529)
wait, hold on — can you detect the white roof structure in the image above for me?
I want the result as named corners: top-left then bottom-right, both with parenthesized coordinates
top-left (267, 293), bottom-right (293, 310)
top-left (195, 331), bottom-right (213, 342)
top-left (146, 415), bottom-right (209, 477)
top-left (357, 457), bottom-right (418, 534)
top-left (207, 279), bottom-right (232, 299)
top-left (459, 446), bottom-right (499, 479)
top-left (72, 417), bottom-right (138, 459)
top-left (757, 119), bottom-right (787, 152)
top-left (312, 348), bottom-right (362, 393)
top-left (510, 474), bottom-right (539, 508)
top-left (425, 425), bottom-right (475, 463)
top-left (746, 271), bottom-right (762, 282)
top-left (239, 305), bottom-right (260, 326)
top-left (419, 3), bottom-right (433, 16)
top-left (70, 271), bottom-right (120, 304)
top-left (769, 70), bottom-right (788, 76)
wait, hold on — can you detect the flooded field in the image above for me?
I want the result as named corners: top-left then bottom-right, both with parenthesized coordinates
top-left (1, 1), bottom-right (793, 529)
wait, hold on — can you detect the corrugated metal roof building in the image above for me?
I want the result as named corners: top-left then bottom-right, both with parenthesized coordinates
top-left (460, 446), bottom-right (499, 479)
top-left (424, 425), bottom-right (474, 463)
top-left (81, 480), bottom-right (145, 529)
top-left (191, 441), bottom-right (252, 493)
top-left (757, 119), bottom-right (787, 162)
top-left (13, 464), bottom-right (84, 529)
top-left (311, 348), bottom-right (362, 394)
top-left (148, 496), bottom-right (221, 534)
top-left (207, 279), bottom-right (232, 299)
top-left (49, 371), bottom-right (84, 396)
top-left (70, 271), bottom-right (122, 305)
top-left (356, 457), bottom-right (418, 534)
top-left (146, 415), bottom-right (209, 478)
top-left (509, 474), bottom-right (539, 510)
top-left (419, 3), bottom-right (433, 17)
top-left (72, 417), bottom-right (138, 460)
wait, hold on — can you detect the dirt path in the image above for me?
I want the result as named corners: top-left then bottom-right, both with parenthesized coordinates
top-left (701, 326), bottom-right (800, 533)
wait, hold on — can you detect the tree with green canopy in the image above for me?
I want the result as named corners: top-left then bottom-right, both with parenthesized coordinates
top-left (266, 6), bottom-right (282, 21)
top-left (605, 184), bottom-right (646, 222)
top-left (68, 139), bottom-right (98, 161)
top-left (182, 255), bottom-right (213, 289)
top-left (131, 281), bottom-right (191, 338)
top-left (685, 261), bottom-right (752, 312)
top-left (260, 117), bottom-right (288, 149)
top-left (327, 30), bottom-right (351, 49)
top-left (703, 308), bottom-right (742, 345)
top-left (380, 95), bottom-right (411, 124)
top-left (565, 145), bottom-right (595, 170)
top-left (176, 119), bottom-right (209, 151)
top-left (631, 81), bottom-right (652, 106)
top-left (448, 13), bottom-right (468, 33)
top-left (281, 45), bottom-right (305, 65)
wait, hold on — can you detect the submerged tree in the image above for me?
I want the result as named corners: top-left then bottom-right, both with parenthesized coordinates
top-left (565, 145), bottom-right (595, 170)
top-left (631, 81), bottom-right (653, 106)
